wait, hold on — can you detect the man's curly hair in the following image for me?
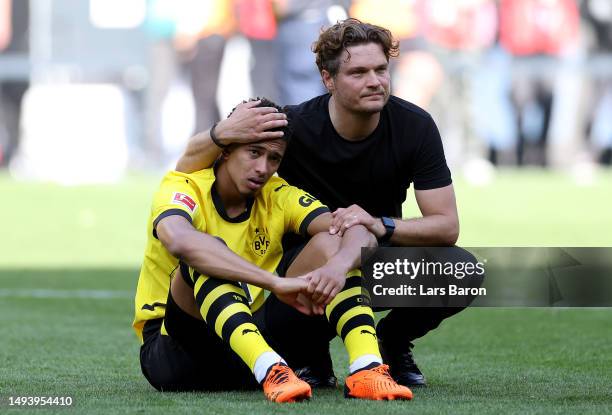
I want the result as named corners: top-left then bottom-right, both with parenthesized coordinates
top-left (312, 18), bottom-right (399, 77)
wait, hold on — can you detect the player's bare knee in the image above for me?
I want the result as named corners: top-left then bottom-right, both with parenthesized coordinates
top-left (307, 232), bottom-right (342, 261)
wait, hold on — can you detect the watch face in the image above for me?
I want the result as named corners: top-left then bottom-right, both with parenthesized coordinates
top-left (382, 216), bottom-right (395, 229)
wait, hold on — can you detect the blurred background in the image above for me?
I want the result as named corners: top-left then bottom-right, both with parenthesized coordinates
top-left (1, 0), bottom-right (611, 266)
top-left (1, 0), bottom-right (611, 183)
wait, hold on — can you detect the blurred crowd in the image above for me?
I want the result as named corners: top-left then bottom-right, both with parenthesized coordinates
top-left (1, 0), bottom-right (611, 182)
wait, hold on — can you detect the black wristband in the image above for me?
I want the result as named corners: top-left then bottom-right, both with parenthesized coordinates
top-left (378, 216), bottom-right (395, 246)
top-left (210, 122), bottom-right (227, 149)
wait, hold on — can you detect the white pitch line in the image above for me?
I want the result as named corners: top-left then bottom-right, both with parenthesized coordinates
top-left (0, 289), bottom-right (132, 299)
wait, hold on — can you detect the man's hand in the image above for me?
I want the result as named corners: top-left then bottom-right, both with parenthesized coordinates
top-left (304, 263), bottom-right (347, 308)
top-left (215, 100), bottom-right (288, 146)
top-left (270, 276), bottom-right (313, 316)
top-left (330, 204), bottom-right (385, 238)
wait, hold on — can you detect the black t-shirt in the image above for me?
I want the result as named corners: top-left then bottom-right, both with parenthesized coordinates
top-left (279, 94), bottom-right (451, 218)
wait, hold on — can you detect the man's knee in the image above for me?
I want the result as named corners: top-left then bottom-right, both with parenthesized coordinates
top-left (450, 246), bottom-right (485, 289)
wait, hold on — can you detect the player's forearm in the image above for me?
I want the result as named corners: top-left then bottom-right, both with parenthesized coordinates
top-left (390, 214), bottom-right (459, 246)
top-left (170, 231), bottom-right (278, 291)
top-left (175, 128), bottom-right (222, 173)
top-left (326, 225), bottom-right (377, 272)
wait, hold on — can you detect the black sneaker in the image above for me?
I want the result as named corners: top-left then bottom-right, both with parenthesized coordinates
top-left (293, 351), bottom-right (338, 389)
top-left (294, 365), bottom-right (338, 389)
top-left (379, 339), bottom-right (427, 387)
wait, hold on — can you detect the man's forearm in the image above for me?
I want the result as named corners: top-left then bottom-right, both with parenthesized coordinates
top-left (175, 100), bottom-right (288, 173)
top-left (389, 214), bottom-right (459, 246)
top-left (175, 128), bottom-right (221, 173)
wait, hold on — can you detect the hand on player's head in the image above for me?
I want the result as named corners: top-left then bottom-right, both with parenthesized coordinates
top-left (215, 98), bottom-right (291, 146)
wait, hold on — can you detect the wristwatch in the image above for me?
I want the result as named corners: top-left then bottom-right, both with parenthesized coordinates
top-left (378, 216), bottom-right (395, 245)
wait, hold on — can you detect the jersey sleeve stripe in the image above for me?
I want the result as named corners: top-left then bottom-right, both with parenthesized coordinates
top-left (152, 209), bottom-right (193, 239)
top-left (298, 206), bottom-right (330, 236)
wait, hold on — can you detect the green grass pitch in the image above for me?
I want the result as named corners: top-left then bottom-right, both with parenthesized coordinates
top-left (1, 170), bottom-right (611, 414)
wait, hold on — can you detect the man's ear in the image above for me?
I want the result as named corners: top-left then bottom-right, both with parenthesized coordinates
top-left (321, 70), bottom-right (334, 93)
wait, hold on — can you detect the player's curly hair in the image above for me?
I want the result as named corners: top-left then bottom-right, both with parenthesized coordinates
top-left (312, 18), bottom-right (399, 77)
top-left (227, 97), bottom-right (292, 143)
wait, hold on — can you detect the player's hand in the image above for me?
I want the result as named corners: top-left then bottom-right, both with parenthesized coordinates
top-left (295, 293), bottom-right (325, 316)
top-left (215, 100), bottom-right (288, 145)
top-left (329, 204), bottom-right (384, 238)
top-left (271, 276), bottom-right (313, 316)
top-left (304, 264), bottom-right (346, 309)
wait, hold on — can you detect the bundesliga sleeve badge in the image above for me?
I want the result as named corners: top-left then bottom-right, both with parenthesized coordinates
top-left (172, 192), bottom-right (197, 212)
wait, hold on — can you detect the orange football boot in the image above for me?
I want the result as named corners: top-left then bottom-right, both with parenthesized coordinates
top-left (344, 364), bottom-right (413, 401)
top-left (262, 363), bottom-right (312, 403)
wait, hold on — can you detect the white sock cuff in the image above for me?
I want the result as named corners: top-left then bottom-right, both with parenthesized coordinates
top-left (253, 351), bottom-right (285, 383)
top-left (349, 354), bottom-right (383, 374)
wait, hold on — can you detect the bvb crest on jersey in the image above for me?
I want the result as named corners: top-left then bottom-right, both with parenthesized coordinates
top-left (251, 228), bottom-right (270, 257)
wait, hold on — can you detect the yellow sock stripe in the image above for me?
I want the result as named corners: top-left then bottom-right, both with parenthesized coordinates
top-left (346, 269), bottom-right (362, 278)
top-left (193, 275), bottom-right (208, 299)
top-left (198, 284), bottom-right (245, 321)
top-left (334, 302), bottom-right (373, 336)
top-left (325, 286), bottom-right (363, 319)
top-left (213, 302), bottom-right (252, 338)
top-left (344, 325), bottom-right (381, 364)
top-left (229, 322), bottom-right (273, 371)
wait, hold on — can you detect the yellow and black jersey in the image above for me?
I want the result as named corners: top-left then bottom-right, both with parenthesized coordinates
top-left (133, 168), bottom-right (328, 342)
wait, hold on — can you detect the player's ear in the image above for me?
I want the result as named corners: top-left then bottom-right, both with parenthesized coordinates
top-left (221, 147), bottom-right (231, 160)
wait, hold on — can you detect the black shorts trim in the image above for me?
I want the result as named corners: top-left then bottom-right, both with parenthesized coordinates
top-left (153, 209), bottom-right (193, 239)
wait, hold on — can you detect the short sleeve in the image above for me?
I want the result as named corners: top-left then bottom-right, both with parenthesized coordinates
top-left (274, 183), bottom-right (329, 236)
top-left (412, 118), bottom-right (453, 191)
top-left (151, 172), bottom-right (202, 238)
